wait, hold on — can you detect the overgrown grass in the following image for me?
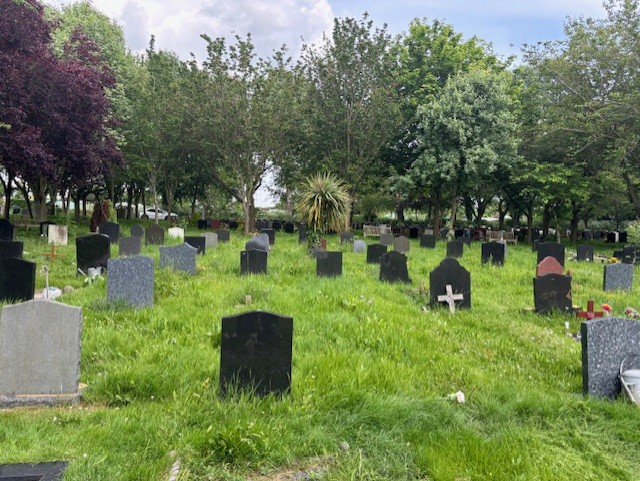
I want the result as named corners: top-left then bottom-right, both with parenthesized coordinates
top-left (1, 221), bottom-right (639, 480)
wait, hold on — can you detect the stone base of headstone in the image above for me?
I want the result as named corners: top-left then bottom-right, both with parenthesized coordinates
top-left (0, 390), bottom-right (83, 408)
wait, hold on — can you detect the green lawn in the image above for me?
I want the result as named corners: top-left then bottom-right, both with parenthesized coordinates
top-left (1, 221), bottom-right (639, 480)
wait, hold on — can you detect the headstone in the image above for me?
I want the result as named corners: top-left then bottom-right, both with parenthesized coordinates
top-left (118, 236), bottom-right (142, 257)
top-left (379, 251), bottom-right (411, 283)
top-left (261, 228), bottom-right (275, 245)
top-left (353, 240), bottom-right (366, 253)
top-left (202, 232), bottom-right (218, 249)
top-left (283, 222), bottom-right (295, 234)
top-left (245, 235), bottom-right (269, 252)
top-left (197, 219), bottom-right (208, 230)
top-left (457, 234), bottom-right (472, 246)
top-left (76, 234), bottom-right (110, 273)
top-left (0, 258), bottom-right (36, 302)
top-left (0, 462), bottom-right (67, 480)
top-left (298, 224), bottom-right (307, 243)
top-left (272, 220), bottom-right (282, 231)
top-left (211, 219), bottom-right (222, 230)
top-left (0, 240), bottom-right (23, 259)
top-left (340, 232), bottom-right (354, 244)
top-left (582, 230), bottom-right (593, 241)
top-left (429, 258), bottom-right (471, 310)
top-left (576, 245), bottom-right (594, 262)
top-left (603, 263), bottom-right (633, 291)
top-left (536, 256), bottom-right (564, 277)
top-left (366, 244), bottom-right (387, 264)
top-left (159, 243), bottom-right (197, 275)
top-left (48, 225), bottom-right (68, 245)
top-left (420, 234), bottom-right (436, 249)
top-left (619, 232), bottom-right (628, 244)
top-left (581, 317), bottom-right (640, 399)
top-left (216, 229), bottom-right (230, 243)
top-left (98, 221), bottom-right (120, 244)
top-left (220, 310), bottom-right (293, 396)
top-left (316, 251), bottom-right (342, 277)
top-left (536, 242), bottom-right (565, 267)
top-left (185, 236), bottom-right (206, 255)
top-left (0, 219), bottom-right (14, 241)
top-left (481, 242), bottom-right (505, 266)
top-left (256, 220), bottom-right (269, 230)
top-left (409, 227), bottom-right (420, 239)
top-left (593, 230), bottom-right (602, 241)
top-left (39, 220), bottom-right (55, 237)
top-left (439, 228), bottom-right (449, 240)
top-left (533, 274), bottom-right (572, 314)
top-left (168, 227), bottom-right (185, 241)
top-left (394, 236), bottom-right (410, 254)
top-left (229, 220), bottom-right (239, 230)
top-left (106, 256), bottom-right (154, 308)
top-left (130, 223), bottom-right (144, 238)
top-left (240, 249), bottom-right (268, 275)
top-left (145, 224), bottom-right (165, 245)
top-left (446, 240), bottom-right (464, 259)
top-left (0, 300), bottom-right (82, 405)
top-left (379, 233), bottom-right (394, 246)
top-left (607, 232), bottom-right (617, 243)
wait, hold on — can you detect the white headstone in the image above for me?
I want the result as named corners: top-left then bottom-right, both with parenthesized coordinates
top-left (48, 225), bottom-right (68, 246)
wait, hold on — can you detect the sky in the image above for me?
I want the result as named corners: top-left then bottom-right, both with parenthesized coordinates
top-left (43, 0), bottom-right (608, 63)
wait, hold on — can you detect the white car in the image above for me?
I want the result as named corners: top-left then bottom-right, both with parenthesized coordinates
top-left (140, 207), bottom-right (178, 221)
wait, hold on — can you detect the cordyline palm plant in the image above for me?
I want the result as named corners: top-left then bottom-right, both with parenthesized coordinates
top-left (298, 172), bottom-right (352, 235)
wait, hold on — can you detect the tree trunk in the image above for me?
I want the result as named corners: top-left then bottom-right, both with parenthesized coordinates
top-left (433, 188), bottom-right (442, 232)
top-left (542, 202), bottom-right (553, 239)
top-left (622, 169), bottom-right (640, 217)
top-left (33, 177), bottom-right (48, 221)
top-left (1, 171), bottom-right (14, 219)
top-left (242, 195), bottom-right (256, 234)
top-left (450, 186), bottom-right (459, 229)
top-left (526, 212), bottom-right (534, 244)
top-left (570, 202), bottom-right (580, 242)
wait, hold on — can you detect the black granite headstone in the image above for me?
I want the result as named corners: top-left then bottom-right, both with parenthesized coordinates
top-left (260, 228), bottom-right (275, 245)
top-left (607, 232), bottom-right (616, 243)
top-left (420, 234), bottom-right (436, 249)
top-left (76, 234), bottom-right (110, 273)
top-left (0, 219), bottom-right (14, 241)
top-left (619, 232), bottom-right (628, 244)
top-left (145, 224), bottom-right (164, 245)
top-left (0, 461), bottom-right (67, 481)
top-left (379, 251), bottom-right (411, 283)
top-left (576, 245), bottom-right (594, 262)
top-left (0, 240), bottom-right (23, 259)
top-left (283, 222), bottom-right (295, 234)
top-left (272, 220), bottom-right (282, 231)
top-left (229, 220), bottom-right (239, 230)
top-left (409, 227), bottom-right (420, 239)
top-left (429, 258), bottom-right (471, 309)
top-left (481, 242), bottom-right (505, 266)
top-left (0, 257), bottom-right (36, 302)
top-left (446, 240), bottom-right (464, 259)
top-left (316, 251), bottom-right (342, 277)
top-left (197, 219), bottom-right (208, 230)
top-left (220, 310), bottom-right (293, 396)
top-left (185, 236), bottom-right (206, 255)
top-left (536, 242), bottom-right (565, 267)
top-left (533, 274), bottom-right (572, 314)
top-left (366, 244), bottom-right (387, 264)
top-left (216, 229), bottom-right (230, 242)
top-left (241, 250), bottom-right (268, 275)
top-left (98, 221), bottom-right (120, 244)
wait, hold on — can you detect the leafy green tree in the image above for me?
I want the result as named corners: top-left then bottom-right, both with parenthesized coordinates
top-left (298, 173), bottom-right (351, 234)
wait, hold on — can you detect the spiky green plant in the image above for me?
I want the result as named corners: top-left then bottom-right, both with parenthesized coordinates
top-left (298, 173), bottom-right (351, 234)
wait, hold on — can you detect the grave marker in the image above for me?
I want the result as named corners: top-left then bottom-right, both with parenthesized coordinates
top-left (576, 300), bottom-right (604, 321)
top-left (0, 219), bottom-right (14, 241)
top-left (603, 263), bottom-right (633, 291)
top-left (216, 229), bottom-right (230, 242)
top-left (420, 234), bottom-right (436, 249)
top-left (379, 233), bottom-right (394, 246)
top-left (260, 228), bottom-right (276, 245)
top-left (533, 274), bottom-right (573, 314)
top-left (185, 236), bottom-right (206, 255)
top-left (145, 224), bottom-right (165, 245)
top-left (0, 257), bottom-right (36, 303)
top-left (118, 236), bottom-right (142, 257)
top-left (159, 243), bottom-right (197, 275)
top-left (316, 251), bottom-right (342, 277)
top-left (366, 244), bottom-right (387, 264)
top-left (394, 236), bottom-right (410, 254)
top-left (107, 256), bottom-right (154, 308)
top-left (536, 242), bottom-right (565, 266)
top-left (202, 232), bottom-right (217, 249)
top-left (340, 232), bottom-right (354, 244)
top-left (48, 225), bottom-right (68, 246)
top-left (437, 285), bottom-right (464, 313)
top-left (536, 256), bottom-right (564, 277)
top-left (245, 235), bottom-right (269, 252)
top-left (168, 227), bottom-right (185, 241)
top-left (353, 240), bottom-right (366, 253)
top-left (0, 462), bottom-right (67, 480)
top-left (429, 258), bottom-right (471, 310)
top-left (76, 234), bottom-right (110, 273)
top-left (379, 251), bottom-right (411, 283)
top-left (576, 245), bottom-right (594, 262)
top-left (446, 240), bottom-right (464, 259)
top-left (0, 240), bottom-right (23, 259)
top-left (240, 250), bottom-right (268, 275)
top-left (481, 242), bottom-right (505, 266)
top-left (130, 223), bottom-right (144, 238)
top-left (98, 221), bottom-right (120, 244)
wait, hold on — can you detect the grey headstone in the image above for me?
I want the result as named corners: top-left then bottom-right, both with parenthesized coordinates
top-left (379, 251), bottom-right (411, 283)
top-left (379, 233), bottom-right (394, 246)
top-left (353, 240), bottom-right (366, 253)
top-left (0, 300), bottom-right (82, 400)
top-left (118, 236), bottom-right (142, 257)
top-left (48, 225), bottom-right (68, 246)
top-left (394, 236), bottom-right (410, 254)
top-left (107, 256), bottom-right (154, 308)
top-left (340, 232), bottom-right (354, 244)
top-left (581, 317), bottom-right (640, 399)
top-left (420, 234), bottom-right (436, 249)
top-left (0, 462), bottom-right (67, 480)
top-left (145, 224), bottom-right (165, 245)
top-left (216, 229), bottom-right (230, 242)
top-left (603, 263), bottom-right (633, 291)
top-left (298, 224), bottom-right (308, 244)
top-left (260, 228), bottom-right (276, 245)
top-left (159, 243), bottom-right (197, 275)
top-left (245, 235), bottom-right (269, 252)
top-left (98, 221), bottom-right (120, 244)
top-left (130, 223), bottom-right (144, 238)
top-left (202, 232), bottom-right (218, 249)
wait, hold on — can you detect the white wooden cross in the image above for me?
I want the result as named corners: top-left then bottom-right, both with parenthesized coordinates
top-left (437, 284), bottom-right (464, 313)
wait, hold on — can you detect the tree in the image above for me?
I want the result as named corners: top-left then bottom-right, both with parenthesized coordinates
top-left (298, 173), bottom-right (351, 234)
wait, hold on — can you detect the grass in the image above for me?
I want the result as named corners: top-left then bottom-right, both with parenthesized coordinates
top-left (1, 219), bottom-right (640, 480)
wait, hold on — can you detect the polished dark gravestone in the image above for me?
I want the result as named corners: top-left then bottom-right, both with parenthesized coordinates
top-left (240, 250), bottom-right (268, 275)
top-left (130, 223), bottom-right (144, 238)
top-left (0, 240), bottom-right (24, 259)
top-left (603, 262), bottom-right (633, 291)
top-left (272, 220), bottom-right (282, 231)
top-left (260, 228), bottom-right (276, 245)
top-left (429, 258), bottom-right (471, 310)
top-left (481, 241), bottom-right (505, 266)
top-left (420, 234), bottom-right (436, 249)
top-left (145, 224), bottom-right (165, 245)
top-left (118, 236), bottom-right (141, 257)
top-left (316, 251), bottom-right (342, 277)
top-left (107, 256), bottom-right (154, 308)
top-left (220, 310), bottom-right (293, 396)
top-left (581, 317), bottom-right (640, 399)
top-left (0, 461), bottom-right (67, 480)
top-left (76, 234), bottom-right (110, 273)
top-left (446, 240), bottom-right (464, 259)
top-left (576, 245), bottom-right (594, 262)
top-left (394, 236), bottom-right (410, 254)
top-left (0, 219), bottom-right (14, 241)
top-left (533, 274), bottom-right (573, 314)
top-left (0, 258), bottom-right (36, 303)
top-left (409, 227), bottom-right (420, 239)
top-left (379, 251), bottom-right (411, 284)
top-left (98, 221), bottom-right (120, 244)
top-left (339, 231), bottom-right (354, 244)
top-left (284, 222), bottom-right (295, 234)
top-left (159, 243), bottom-right (197, 275)
top-left (245, 235), bottom-right (269, 252)
top-left (216, 229), bottom-right (230, 243)
top-left (185, 236), bottom-right (206, 255)
top-left (197, 219), bottom-right (209, 230)
top-left (379, 233), bottom-right (394, 247)
top-left (536, 242), bottom-right (565, 267)
top-left (366, 244), bottom-right (387, 264)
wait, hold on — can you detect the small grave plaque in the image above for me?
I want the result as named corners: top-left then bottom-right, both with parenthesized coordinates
top-left (47, 225), bottom-right (68, 246)
top-left (159, 243), bottom-right (197, 275)
top-left (216, 229), bottom-right (230, 242)
top-left (603, 263), bottom-right (633, 291)
top-left (420, 234), bottom-right (436, 249)
top-left (240, 250), bottom-right (268, 275)
top-left (481, 242), bottom-right (505, 266)
top-left (107, 256), bottom-right (154, 308)
top-left (340, 232), bottom-right (354, 244)
top-left (536, 242), bottom-right (565, 266)
top-left (0, 219), bottom-right (14, 241)
top-left (0, 258), bottom-right (36, 303)
top-left (429, 258), bottom-right (471, 310)
top-left (0, 461), bottom-right (67, 480)
top-left (379, 233), bottom-right (394, 246)
top-left (130, 223), bottom-right (144, 238)
top-left (576, 245), bottom-right (594, 262)
top-left (98, 221), bottom-right (120, 244)
top-left (168, 227), bottom-right (185, 241)
top-left (446, 240), bottom-right (464, 259)
top-left (366, 244), bottom-right (387, 264)
top-left (379, 251), bottom-right (411, 283)
top-left (581, 317), bottom-right (640, 398)
top-left (0, 240), bottom-right (23, 259)
top-left (316, 251), bottom-right (342, 277)
top-left (353, 240), bottom-right (366, 253)
top-left (536, 256), bottom-right (564, 277)
top-left (185, 236), bottom-right (206, 255)
top-left (220, 310), bottom-right (293, 396)
top-left (202, 232), bottom-right (217, 249)
top-left (76, 234), bottom-right (110, 273)
top-left (260, 228), bottom-right (276, 245)
top-left (145, 224), bottom-right (165, 245)
top-left (118, 236), bottom-right (142, 257)
top-left (533, 274), bottom-right (572, 314)
top-left (394, 236), bottom-right (410, 254)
